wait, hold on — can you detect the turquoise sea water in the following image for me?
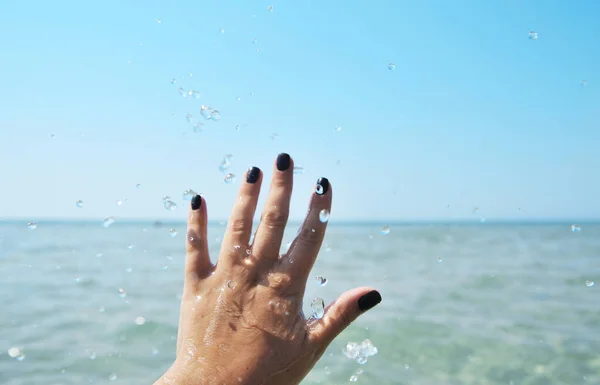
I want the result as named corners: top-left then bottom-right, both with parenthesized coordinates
top-left (0, 221), bottom-right (599, 385)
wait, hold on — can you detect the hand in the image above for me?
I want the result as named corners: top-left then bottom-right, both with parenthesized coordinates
top-left (155, 153), bottom-right (382, 385)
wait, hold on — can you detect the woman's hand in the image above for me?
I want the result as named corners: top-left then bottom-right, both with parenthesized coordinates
top-left (155, 153), bottom-right (381, 385)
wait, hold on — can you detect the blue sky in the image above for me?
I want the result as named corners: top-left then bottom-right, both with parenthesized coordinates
top-left (0, 0), bottom-right (599, 222)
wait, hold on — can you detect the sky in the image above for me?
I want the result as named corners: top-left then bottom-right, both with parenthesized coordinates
top-left (0, 0), bottom-right (599, 222)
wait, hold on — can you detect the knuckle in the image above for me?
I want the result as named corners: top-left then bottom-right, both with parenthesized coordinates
top-left (229, 218), bottom-right (251, 235)
top-left (262, 210), bottom-right (289, 228)
top-left (298, 227), bottom-right (322, 246)
top-left (186, 229), bottom-right (203, 251)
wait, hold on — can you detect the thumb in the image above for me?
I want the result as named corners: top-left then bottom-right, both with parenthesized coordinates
top-left (309, 287), bottom-right (382, 345)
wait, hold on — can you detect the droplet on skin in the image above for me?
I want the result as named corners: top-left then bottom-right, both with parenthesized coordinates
top-left (528, 31), bottom-right (538, 40)
top-left (319, 209), bottom-right (330, 223)
top-left (227, 280), bottom-right (236, 289)
top-left (183, 189), bottom-right (197, 201)
top-left (245, 249), bottom-right (252, 256)
top-left (293, 166), bottom-right (304, 175)
top-left (585, 280), bottom-right (595, 287)
top-left (135, 316), bottom-right (146, 325)
top-left (310, 297), bottom-right (325, 319)
top-left (224, 173), bottom-right (236, 184)
top-left (75, 200), bottom-right (84, 208)
top-left (27, 222), bottom-right (37, 230)
top-left (169, 229), bottom-right (177, 238)
top-left (381, 225), bottom-right (390, 235)
top-left (571, 224), bottom-right (581, 232)
top-left (388, 63), bottom-right (396, 71)
top-left (315, 276), bottom-right (328, 286)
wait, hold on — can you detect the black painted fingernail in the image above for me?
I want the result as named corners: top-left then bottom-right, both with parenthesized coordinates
top-left (246, 166), bottom-right (260, 184)
top-left (358, 290), bottom-right (381, 312)
top-left (191, 195), bottom-right (202, 210)
top-left (276, 153), bottom-right (291, 171)
top-left (315, 177), bottom-right (329, 195)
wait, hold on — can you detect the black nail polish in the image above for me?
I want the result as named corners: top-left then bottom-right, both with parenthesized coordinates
top-left (276, 153), bottom-right (291, 171)
top-left (246, 166), bottom-right (260, 184)
top-left (315, 177), bottom-right (329, 195)
top-left (358, 290), bottom-right (381, 312)
top-left (191, 195), bottom-right (202, 210)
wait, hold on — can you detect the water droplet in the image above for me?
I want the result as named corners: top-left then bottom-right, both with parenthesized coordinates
top-left (210, 110), bottom-right (221, 121)
top-left (151, 347), bottom-right (159, 355)
top-left (136, 183), bottom-right (141, 189)
top-left (8, 347), bottom-right (23, 359)
top-left (267, 5), bottom-right (274, 11)
top-left (220, 28), bottom-right (225, 34)
top-left (581, 80), bottom-right (587, 87)
top-left (169, 229), bottom-right (177, 238)
top-left (224, 173), bottom-right (236, 184)
top-left (245, 249), bottom-right (252, 256)
top-left (125, 267), bottom-right (133, 273)
top-left (270, 133), bottom-right (279, 140)
top-left (227, 280), bottom-right (236, 289)
top-left (388, 63), bottom-right (396, 70)
top-left (528, 31), bottom-right (538, 40)
top-left (315, 275), bottom-right (328, 286)
top-left (404, 364), bottom-right (410, 370)
top-left (74, 276), bottom-right (81, 283)
top-left (135, 316), bottom-right (146, 325)
top-left (88, 351), bottom-right (97, 360)
top-left (472, 206), bottom-right (480, 214)
top-left (102, 216), bottom-right (115, 228)
top-left (585, 280), bottom-right (595, 287)
top-left (185, 113), bottom-right (193, 123)
top-left (293, 166), bottom-right (304, 175)
top-left (252, 38), bottom-right (258, 44)
top-left (27, 222), bottom-right (37, 230)
top-left (118, 288), bottom-right (127, 299)
top-left (183, 189), bottom-right (197, 201)
top-left (116, 199), bottom-right (124, 206)
top-left (49, 133), bottom-right (56, 139)
top-left (155, 18), bottom-right (162, 24)
top-left (437, 256), bottom-right (443, 263)
top-left (190, 90), bottom-right (200, 99)
top-left (319, 209), bottom-right (330, 223)
top-left (310, 297), bottom-right (325, 319)
top-left (381, 225), bottom-right (390, 235)
top-left (219, 155), bottom-right (233, 172)
top-left (170, 78), bottom-right (176, 84)
top-left (200, 105), bottom-right (211, 119)
top-left (75, 200), bottom-right (84, 208)
top-left (127, 244), bottom-right (135, 250)
top-left (178, 87), bottom-right (187, 97)
top-left (350, 375), bottom-right (358, 382)
top-left (335, 126), bottom-right (343, 132)
top-left (315, 185), bottom-right (324, 195)
top-left (571, 224), bottom-right (581, 232)
top-left (163, 197), bottom-right (178, 211)
top-left (109, 373), bottom-right (118, 381)
top-left (192, 122), bottom-right (204, 133)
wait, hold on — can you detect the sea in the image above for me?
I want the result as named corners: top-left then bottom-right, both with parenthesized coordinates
top-left (0, 221), bottom-right (598, 385)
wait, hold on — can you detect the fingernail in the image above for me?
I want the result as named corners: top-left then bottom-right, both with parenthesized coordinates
top-left (357, 290), bottom-right (381, 312)
top-left (191, 195), bottom-right (202, 210)
top-left (246, 166), bottom-right (260, 184)
top-left (276, 153), bottom-right (291, 171)
top-left (315, 177), bottom-right (329, 195)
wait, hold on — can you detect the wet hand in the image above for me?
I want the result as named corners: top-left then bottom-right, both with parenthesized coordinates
top-left (155, 153), bottom-right (382, 385)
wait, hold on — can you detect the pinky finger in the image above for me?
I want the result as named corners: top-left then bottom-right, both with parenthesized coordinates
top-left (185, 195), bottom-right (212, 283)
